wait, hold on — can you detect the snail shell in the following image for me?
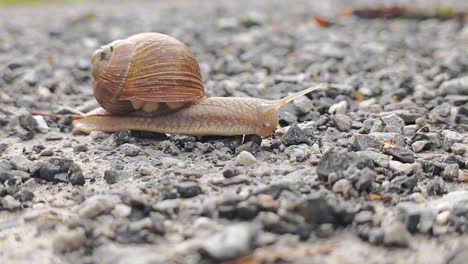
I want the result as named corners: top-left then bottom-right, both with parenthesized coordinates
top-left (91, 32), bottom-right (205, 114)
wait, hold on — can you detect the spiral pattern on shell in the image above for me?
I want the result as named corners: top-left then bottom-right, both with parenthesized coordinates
top-left (91, 32), bottom-right (205, 114)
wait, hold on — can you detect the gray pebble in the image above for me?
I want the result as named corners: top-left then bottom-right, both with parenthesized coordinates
top-left (441, 130), bottom-right (464, 151)
top-left (45, 132), bottom-right (63, 141)
top-left (104, 170), bottom-right (128, 184)
top-left (10, 156), bottom-right (33, 172)
top-left (281, 123), bottom-right (310, 146)
top-left (442, 164), bottom-right (459, 181)
top-left (381, 113), bottom-right (405, 133)
top-left (120, 143), bottom-right (141, 157)
top-left (176, 181), bottom-right (202, 198)
top-left (73, 144), bottom-right (88, 153)
top-left (333, 114), bottom-right (352, 132)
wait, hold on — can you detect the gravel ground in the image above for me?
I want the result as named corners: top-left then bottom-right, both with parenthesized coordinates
top-left (0, 0), bottom-right (467, 263)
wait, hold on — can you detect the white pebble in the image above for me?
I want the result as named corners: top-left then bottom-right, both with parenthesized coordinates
top-left (235, 151), bottom-right (257, 166)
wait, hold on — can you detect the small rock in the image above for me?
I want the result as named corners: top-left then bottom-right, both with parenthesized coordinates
top-left (428, 103), bottom-right (452, 124)
top-left (104, 170), bottom-right (128, 184)
top-left (77, 195), bottom-right (119, 219)
top-left (120, 143), bottom-right (141, 157)
top-left (402, 125), bottom-right (418, 136)
top-left (384, 146), bottom-right (415, 163)
top-left (381, 114), bottom-right (405, 133)
top-left (332, 179), bottom-right (353, 198)
top-left (45, 132), bottom-right (63, 141)
top-left (389, 160), bottom-right (413, 175)
top-left (173, 181), bottom-right (201, 198)
top-left (328, 100), bottom-right (348, 114)
top-left (352, 134), bottom-right (383, 151)
top-left (382, 223), bottom-right (411, 247)
top-left (200, 224), bottom-right (256, 261)
top-left (2, 195), bottom-right (21, 210)
top-left (439, 76), bottom-right (468, 95)
top-left (442, 164), bottom-right (459, 181)
top-left (317, 147), bottom-right (374, 181)
top-left (281, 123), bottom-right (309, 146)
top-left (222, 164), bottom-right (240, 178)
top-left (137, 163), bottom-right (153, 176)
top-left (10, 156), bottom-right (33, 172)
top-left (111, 130), bottom-right (132, 146)
top-left (426, 177), bottom-right (446, 196)
top-left (412, 140), bottom-right (429, 153)
top-left (89, 131), bottom-right (109, 141)
top-left (351, 167), bottom-right (376, 192)
top-left (53, 227), bottom-right (86, 253)
top-left (73, 144), bottom-right (88, 153)
top-left (284, 144), bottom-right (312, 162)
top-left (333, 114), bottom-right (352, 132)
top-left (235, 151), bottom-right (257, 166)
top-left (441, 130), bottom-right (464, 151)
top-left (18, 113), bottom-right (38, 132)
top-left (450, 143), bottom-right (466, 155)
top-left (33, 116), bottom-right (49, 133)
top-left (369, 132), bottom-right (406, 147)
top-left (70, 172), bottom-right (85, 186)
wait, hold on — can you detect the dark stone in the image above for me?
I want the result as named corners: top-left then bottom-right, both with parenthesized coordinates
top-left (443, 155), bottom-right (465, 170)
top-left (386, 175), bottom-right (417, 194)
top-left (317, 147), bottom-right (374, 181)
top-left (176, 181), bottom-right (202, 198)
top-left (38, 164), bottom-right (61, 181)
top-left (104, 170), bottom-right (121, 184)
top-left (281, 123), bottom-right (310, 146)
top-left (111, 130), bottom-right (132, 146)
top-left (352, 134), bottom-right (383, 151)
top-left (384, 146), bottom-right (415, 163)
top-left (158, 141), bottom-right (180, 155)
top-left (18, 113), bottom-right (38, 132)
top-left (70, 172), bottom-right (85, 186)
top-left (295, 197), bottom-right (355, 227)
top-left (58, 115), bottom-right (74, 132)
top-left (169, 135), bottom-right (197, 149)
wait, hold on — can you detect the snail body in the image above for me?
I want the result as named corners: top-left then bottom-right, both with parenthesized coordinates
top-left (74, 32), bottom-right (326, 137)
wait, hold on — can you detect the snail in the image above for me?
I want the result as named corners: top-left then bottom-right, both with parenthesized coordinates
top-left (71, 32), bottom-right (326, 137)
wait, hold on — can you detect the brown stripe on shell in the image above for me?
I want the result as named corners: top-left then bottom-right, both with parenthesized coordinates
top-left (93, 39), bottom-right (136, 114)
top-left (120, 33), bottom-right (205, 103)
